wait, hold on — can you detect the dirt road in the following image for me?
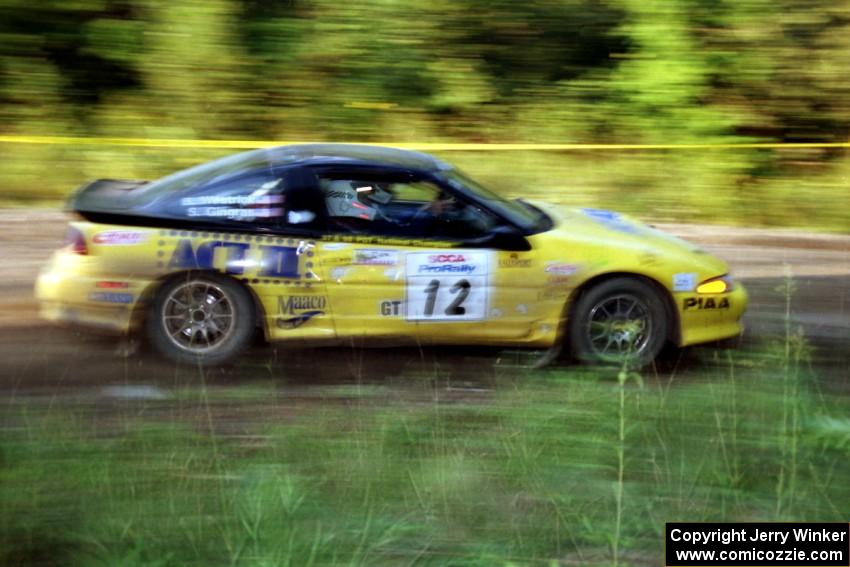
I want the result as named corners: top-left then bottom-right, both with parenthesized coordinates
top-left (0, 210), bottom-right (848, 396)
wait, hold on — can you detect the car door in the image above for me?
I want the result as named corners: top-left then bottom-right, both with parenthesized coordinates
top-left (158, 165), bottom-right (336, 341)
top-left (255, 168), bottom-right (336, 341)
top-left (314, 168), bottom-right (547, 344)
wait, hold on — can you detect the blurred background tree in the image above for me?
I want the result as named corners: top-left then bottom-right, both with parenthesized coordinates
top-left (0, 0), bottom-right (847, 228)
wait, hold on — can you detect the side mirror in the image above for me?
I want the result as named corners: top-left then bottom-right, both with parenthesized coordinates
top-left (470, 224), bottom-right (530, 251)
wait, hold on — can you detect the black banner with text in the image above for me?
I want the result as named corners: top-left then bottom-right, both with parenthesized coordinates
top-left (666, 523), bottom-right (849, 566)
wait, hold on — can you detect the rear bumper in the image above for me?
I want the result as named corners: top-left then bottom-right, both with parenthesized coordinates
top-left (677, 283), bottom-right (748, 347)
top-left (35, 257), bottom-right (141, 334)
top-left (38, 299), bottom-right (132, 334)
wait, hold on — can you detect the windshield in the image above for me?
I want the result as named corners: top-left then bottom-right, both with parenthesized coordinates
top-left (127, 149), bottom-right (273, 206)
top-left (440, 169), bottom-right (549, 233)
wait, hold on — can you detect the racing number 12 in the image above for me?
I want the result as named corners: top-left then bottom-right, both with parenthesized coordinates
top-left (423, 279), bottom-right (470, 316)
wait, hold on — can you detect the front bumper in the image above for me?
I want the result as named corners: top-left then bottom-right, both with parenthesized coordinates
top-left (677, 283), bottom-right (748, 347)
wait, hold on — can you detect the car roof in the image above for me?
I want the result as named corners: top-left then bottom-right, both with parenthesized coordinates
top-left (267, 144), bottom-right (451, 172)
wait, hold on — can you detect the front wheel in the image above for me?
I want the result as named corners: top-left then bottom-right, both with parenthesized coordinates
top-left (147, 273), bottom-right (256, 366)
top-left (568, 277), bottom-right (668, 368)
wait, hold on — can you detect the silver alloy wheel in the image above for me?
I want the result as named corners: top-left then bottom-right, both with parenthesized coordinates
top-left (586, 293), bottom-right (652, 361)
top-left (161, 280), bottom-right (236, 354)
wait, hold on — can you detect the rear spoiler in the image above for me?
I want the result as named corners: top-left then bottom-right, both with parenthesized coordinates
top-left (66, 179), bottom-right (148, 214)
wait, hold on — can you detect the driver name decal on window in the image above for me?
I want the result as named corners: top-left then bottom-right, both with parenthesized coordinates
top-left (180, 195), bottom-right (285, 219)
top-left (405, 251), bottom-right (490, 321)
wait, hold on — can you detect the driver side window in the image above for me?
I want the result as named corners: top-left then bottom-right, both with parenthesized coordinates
top-left (318, 174), bottom-right (497, 240)
top-left (390, 180), bottom-right (440, 202)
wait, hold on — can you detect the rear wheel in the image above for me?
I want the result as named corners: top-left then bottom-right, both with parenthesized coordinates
top-left (568, 277), bottom-right (668, 368)
top-left (147, 273), bottom-right (255, 365)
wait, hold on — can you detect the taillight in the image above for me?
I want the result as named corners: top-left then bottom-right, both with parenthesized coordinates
top-left (63, 227), bottom-right (88, 255)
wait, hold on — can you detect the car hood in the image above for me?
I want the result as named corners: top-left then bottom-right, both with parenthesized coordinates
top-left (530, 202), bottom-right (729, 276)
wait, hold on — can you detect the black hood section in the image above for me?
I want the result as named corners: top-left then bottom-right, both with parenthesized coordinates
top-left (67, 178), bottom-right (148, 213)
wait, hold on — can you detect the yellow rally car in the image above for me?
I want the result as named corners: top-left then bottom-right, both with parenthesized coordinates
top-left (36, 144), bottom-right (747, 367)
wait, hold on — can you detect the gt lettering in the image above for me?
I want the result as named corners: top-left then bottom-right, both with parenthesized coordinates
top-left (380, 300), bottom-right (403, 316)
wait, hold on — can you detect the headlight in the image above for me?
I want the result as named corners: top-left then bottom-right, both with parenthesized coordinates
top-left (696, 274), bottom-right (734, 294)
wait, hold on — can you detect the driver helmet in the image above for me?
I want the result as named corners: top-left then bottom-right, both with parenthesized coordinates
top-left (323, 180), bottom-right (392, 220)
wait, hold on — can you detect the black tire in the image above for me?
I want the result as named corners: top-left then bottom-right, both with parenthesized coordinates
top-left (568, 277), bottom-right (668, 368)
top-left (146, 272), bottom-right (256, 366)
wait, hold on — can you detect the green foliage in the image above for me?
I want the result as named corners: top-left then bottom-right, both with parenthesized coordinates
top-left (0, 0), bottom-right (848, 229)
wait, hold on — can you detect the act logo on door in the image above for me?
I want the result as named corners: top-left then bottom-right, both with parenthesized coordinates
top-left (404, 251), bottom-right (490, 321)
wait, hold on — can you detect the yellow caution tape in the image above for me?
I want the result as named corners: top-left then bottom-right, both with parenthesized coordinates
top-left (0, 135), bottom-right (848, 151)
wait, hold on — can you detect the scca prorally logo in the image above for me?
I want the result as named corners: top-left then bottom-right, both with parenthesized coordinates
top-left (419, 253), bottom-right (476, 274)
top-left (419, 263), bottom-right (475, 274)
top-left (683, 297), bottom-right (730, 310)
top-left (93, 231), bottom-right (147, 245)
top-left (428, 254), bottom-right (466, 263)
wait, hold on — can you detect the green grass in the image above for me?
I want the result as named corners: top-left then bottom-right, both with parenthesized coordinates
top-left (2, 340), bottom-right (849, 566)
